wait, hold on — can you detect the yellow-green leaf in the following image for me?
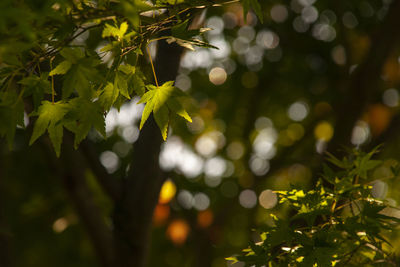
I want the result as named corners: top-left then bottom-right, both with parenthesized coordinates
top-left (138, 81), bottom-right (191, 139)
top-left (29, 100), bottom-right (69, 156)
top-left (50, 60), bottom-right (72, 76)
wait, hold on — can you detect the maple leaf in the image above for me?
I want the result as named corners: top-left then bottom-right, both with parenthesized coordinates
top-left (29, 101), bottom-right (69, 157)
top-left (114, 72), bottom-right (130, 99)
top-left (64, 98), bottom-right (106, 148)
top-left (19, 73), bottom-right (52, 110)
top-left (49, 60), bottom-right (72, 76)
top-left (49, 48), bottom-right (101, 99)
top-left (0, 90), bottom-right (24, 148)
top-left (131, 69), bottom-right (146, 96)
top-left (49, 48), bottom-right (83, 77)
top-left (99, 82), bottom-right (119, 111)
top-left (138, 81), bottom-right (192, 140)
top-left (115, 64), bottom-right (145, 99)
top-left (102, 22), bottom-right (128, 40)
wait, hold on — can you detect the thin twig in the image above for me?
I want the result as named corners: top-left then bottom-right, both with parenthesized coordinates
top-left (50, 57), bottom-right (55, 104)
top-left (146, 44), bottom-right (159, 87)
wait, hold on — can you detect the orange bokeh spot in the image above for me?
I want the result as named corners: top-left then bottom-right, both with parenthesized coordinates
top-left (365, 104), bottom-right (392, 137)
top-left (197, 209), bottom-right (214, 228)
top-left (153, 204), bottom-right (170, 226)
top-left (167, 219), bottom-right (190, 245)
top-left (383, 56), bottom-right (400, 83)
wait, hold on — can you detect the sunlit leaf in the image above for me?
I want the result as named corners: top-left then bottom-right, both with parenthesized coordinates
top-left (29, 101), bottom-right (70, 156)
top-left (49, 60), bottom-right (72, 76)
top-left (138, 81), bottom-right (191, 140)
top-left (99, 82), bottom-right (119, 111)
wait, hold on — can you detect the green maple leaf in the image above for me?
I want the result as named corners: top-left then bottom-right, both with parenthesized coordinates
top-left (49, 48), bottom-right (83, 77)
top-left (118, 64), bottom-right (136, 75)
top-left (99, 82), bottom-right (119, 111)
top-left (60, 48), bottom-right (85, 64)
top-left (64, 98), bottom-right (106, 148)
top-left (49, 48), bottom-right (101, 99)
top-left (64, 58), bottom-right (101, 99)
top-left (102, 22), bottom-right (129, 40)
top-left (0, 90), bottom-right (24, 148)
top-left (61, 66), bottom-right (88, 98)
top-left (138, 81), bottom-right (192, 140)
top-left (99, 67), bottom-right (141, 111)
top-left (29, 100), bottom-right (70, 157)
top-left (19, 73), bottom-right (52, 110)
top-left (116, 64), bottom-right (146, 98)
top-left (131, 69), bottom-right (146, 96)
top-left (49, 60), bottom-right (72, 76)
top-left (166, 97), bottom-right (192, 122)
top-left (114, 72), bottom-right (130, 99)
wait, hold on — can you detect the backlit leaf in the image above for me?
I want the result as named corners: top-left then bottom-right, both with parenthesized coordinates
top-left (115, 72), bottom-right (130, 99)
top-left (50, 60), bottom-right (72, 76)
top-left (99, 82), bottom-right (119, 111)
top-left (29, 101), bottom-right (70, 156)
top-left (138, 81), bottom-right (191, 140)
top-left (65, 98), bottom-right (105, 147)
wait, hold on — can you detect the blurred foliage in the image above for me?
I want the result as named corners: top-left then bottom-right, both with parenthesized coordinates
top-left (228, 148), bottom-right (400, 266)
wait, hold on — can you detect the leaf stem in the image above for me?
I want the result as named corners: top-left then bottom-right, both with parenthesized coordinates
top-left (146, 44), bottom-right (159, 87)
top-left (50, 57), bottom-right (55, 104)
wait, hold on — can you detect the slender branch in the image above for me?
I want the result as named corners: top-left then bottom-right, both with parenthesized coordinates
top-left (146, 45), bottom-right (159, 87)
top-left (25, 24), bottom-right (102, 72)
top-left (79, 139), bottom-right (122, 202)
top-left (50, 57), bottom-right (55, 104)
top-left (40, 136), bottom-right (116, 267)
top-left (61, 171), bottom-right (115, 267)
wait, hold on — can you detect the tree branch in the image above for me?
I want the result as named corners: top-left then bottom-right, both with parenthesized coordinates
top-left (61, 172), bottom-right (115, 267)
top-left (79, 140), bottom-right (122, 202)
top-left (40, 136), bottom-right (116, 267)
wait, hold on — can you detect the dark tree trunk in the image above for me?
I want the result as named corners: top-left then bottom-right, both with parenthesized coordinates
top-left (53, 135), bottom-right (116, 267)
top-left (113, 40), bottom-right (183, 267)
top-left (0, 146), bottom-right (11, 267)
top-left (328, 0), bottom-right (400, 154)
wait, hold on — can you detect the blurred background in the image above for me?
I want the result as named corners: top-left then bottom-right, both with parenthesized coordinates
top-left (3, 0), bottom-right (400, 266)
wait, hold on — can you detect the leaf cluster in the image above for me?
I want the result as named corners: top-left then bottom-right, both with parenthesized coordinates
top-left (0, 0), bottom-right (263, 155)
top-left (228, 149), bottom-right (400, 266)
